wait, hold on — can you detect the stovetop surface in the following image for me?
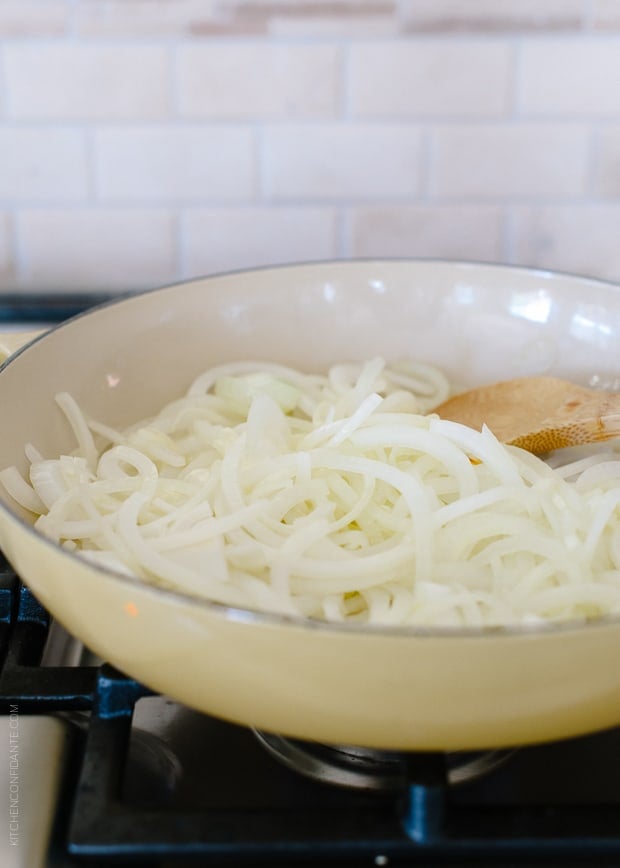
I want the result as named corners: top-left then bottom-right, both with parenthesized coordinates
top-left (145, 708), bottom-right (620, 810)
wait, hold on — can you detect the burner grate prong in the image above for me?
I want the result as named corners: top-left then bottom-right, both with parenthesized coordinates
top-left (402, 753), bottom-right (447, 843)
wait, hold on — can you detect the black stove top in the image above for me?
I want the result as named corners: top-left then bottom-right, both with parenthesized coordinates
top-left (0, 292), bottom-right (117, 326)
top-left (3, 294), bottom-right (620, 866)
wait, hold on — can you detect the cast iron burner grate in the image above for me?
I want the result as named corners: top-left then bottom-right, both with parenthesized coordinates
top-left (252, 730), bottom-right (516, 791)
top-left (4, 553), bottom-right (620, 865)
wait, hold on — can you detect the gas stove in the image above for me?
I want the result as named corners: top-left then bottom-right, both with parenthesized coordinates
top-left (3, 295), bottom-right (620, 867)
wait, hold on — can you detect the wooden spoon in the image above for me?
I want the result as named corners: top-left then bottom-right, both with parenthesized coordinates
top-left (433, 376), bottom-right (620, 454)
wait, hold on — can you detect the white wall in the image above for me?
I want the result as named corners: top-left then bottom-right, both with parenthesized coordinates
top-left (1, 0), bottom-right (620, 291)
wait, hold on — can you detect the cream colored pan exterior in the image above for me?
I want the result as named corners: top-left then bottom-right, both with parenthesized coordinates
top-left (1, 260), bottom-right (620, 752)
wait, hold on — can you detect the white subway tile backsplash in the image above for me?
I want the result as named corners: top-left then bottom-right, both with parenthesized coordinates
top-left (511, 205), bottom-right (620, 281)
top-left (0, 1), bottom-right (68, 36)
top-left (592, 0), bottom-right (620, 29)
top-left (349, 205), bottom-right (504, 260)
top-left (263, 124), bottom-right (422, 199)
top-left (198, 0), bottom-right (398, 38)
top-left (16, 209), bottom-right (177, 289)
top-left (268, 10), bottom-right (398, 38)
top-left (402, 0), bottom-right (584, 33)
top-left (182, 207), bottom-right (338, 276)
top-left (519, 39), bottom-right (620, 116)
top-left (94, 126), bottom-right (255, 202)
top-left (593, 126), bottom-right (620, 196)
top-left (348, 41), bottom-right (511, 118)
top-left (178, 43), bottom-right (340, 119)
top-left (75, 0), bottom-right (222, 36)
top-left (75, 0), bottom-right (397, 39)
top-left (4, 44), bottom-right (171, 121)
top-left (1, 9), bottom-right (620, 291)
top-left (0, 128), bottom-right (88, 201)
top-left (431, 124), bottom-right (589, 198)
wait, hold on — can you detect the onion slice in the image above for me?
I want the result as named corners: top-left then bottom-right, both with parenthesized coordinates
top-left (3, 358), bottom-right (620, 629)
